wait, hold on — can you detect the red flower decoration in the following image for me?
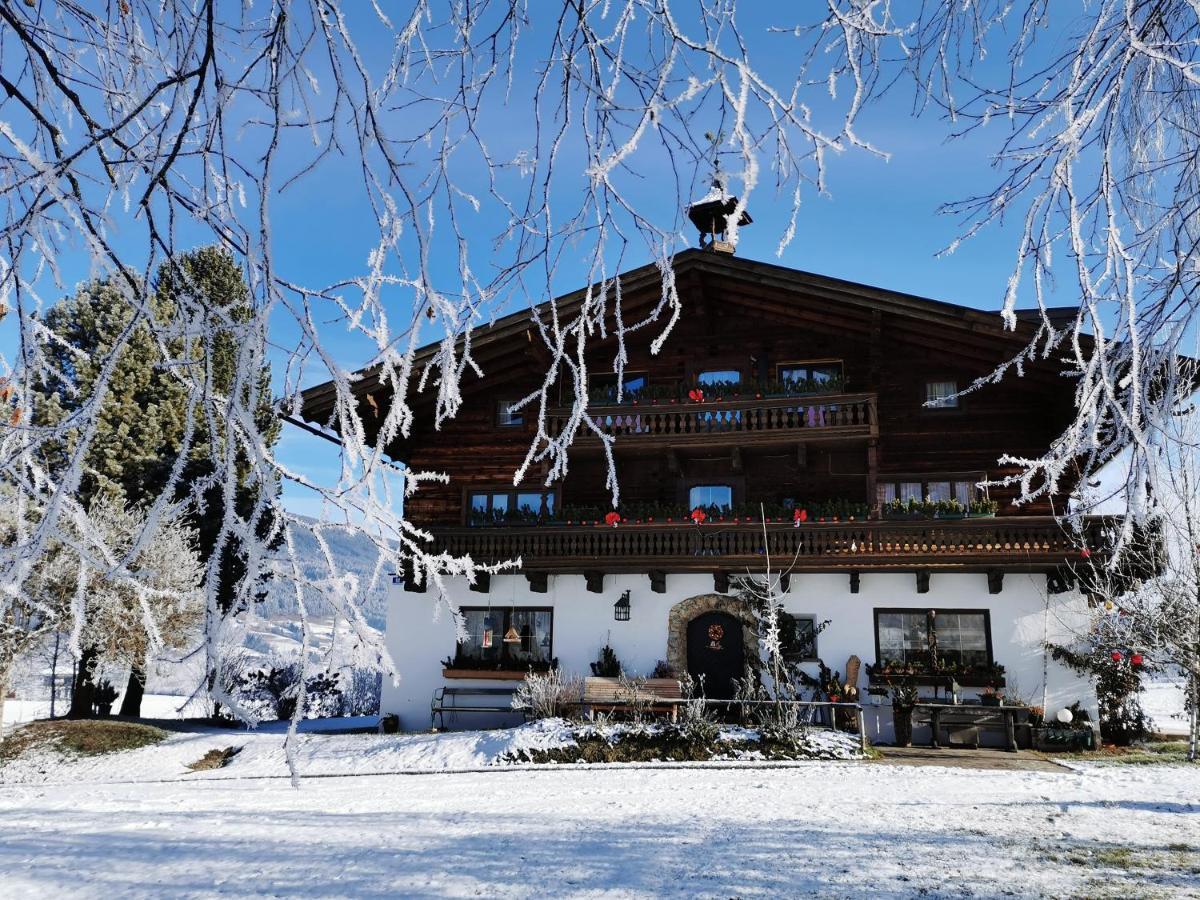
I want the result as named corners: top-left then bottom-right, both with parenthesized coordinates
top-left (1111, 650), bottom-right (1123, 663)
top-left (794, 509), bottom-right (808, 523)
top-left (687, 388), bottom-right (705, 403)
top-left (604, 511), bottom-right (621, 527)
top-left (829, 694), bottom-right (841, 704)
top-left (690, 508), bottom-right (707, 525)
top-left (1081, 547), bottom-right (1092, 559)
top-left (1131, 653), bottom-right (1144, 667)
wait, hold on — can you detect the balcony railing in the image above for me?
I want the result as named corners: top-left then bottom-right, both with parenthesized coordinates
top-left (547, 392), bottom-right (877, 446)
top-left (427, 517), bottom-right (1100, 573)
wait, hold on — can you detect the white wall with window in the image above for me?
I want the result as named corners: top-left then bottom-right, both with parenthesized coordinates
top-left (383, 570), bottom-right (1099, 741)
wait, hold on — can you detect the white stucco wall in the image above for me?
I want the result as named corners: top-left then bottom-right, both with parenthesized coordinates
top-left (381, 571), bottom-right (1099, 742)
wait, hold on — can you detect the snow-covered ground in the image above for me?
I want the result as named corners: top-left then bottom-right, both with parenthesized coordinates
top-left (1145, 677), bottom-right (1191, 736)
top-left (0, 755), bottom-right (1196, 897)
top-left (1, 693), bottom-right (209, 728)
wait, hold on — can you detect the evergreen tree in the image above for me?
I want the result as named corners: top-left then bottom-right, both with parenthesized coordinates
top-left (36, 247), bottom-right (279, 717)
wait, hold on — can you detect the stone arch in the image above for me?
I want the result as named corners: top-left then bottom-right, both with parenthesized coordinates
top-left (665, 593), bottom-right (759, 678)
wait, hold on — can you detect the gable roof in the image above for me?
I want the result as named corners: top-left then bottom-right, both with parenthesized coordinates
top-left (299, 247), bottom-right (1075, 426)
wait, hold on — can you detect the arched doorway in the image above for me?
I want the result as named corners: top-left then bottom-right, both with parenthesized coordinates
top-left (686, 610), bottom-right (745, 700)
top-left (665, 593), bottom-right (758, 701)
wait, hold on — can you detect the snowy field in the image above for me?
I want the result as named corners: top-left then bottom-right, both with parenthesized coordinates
top-left (0, 757), bottom-right (1197, 898)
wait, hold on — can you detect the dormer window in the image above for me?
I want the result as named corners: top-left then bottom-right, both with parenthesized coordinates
top-left (496, 400), bottom-right (524, 426)
top-left (925, 380), bottom-right (959, 409)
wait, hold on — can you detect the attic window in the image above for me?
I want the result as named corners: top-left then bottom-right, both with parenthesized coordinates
top-left (496, 400), bottom-right (524, 426)
top-left (925, 380), bottom-right (959, 409)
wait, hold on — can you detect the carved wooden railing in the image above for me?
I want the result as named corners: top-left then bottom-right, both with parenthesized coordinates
top-left (428, 517), bottom-right (1104, 572)
top-left (547, 392), bottom-right (877, 445)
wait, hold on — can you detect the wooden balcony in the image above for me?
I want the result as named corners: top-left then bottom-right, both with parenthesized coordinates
top-left (426, 517), bottom-right (1101, 574)
top-left (547, 392), bottom-right (877, 448)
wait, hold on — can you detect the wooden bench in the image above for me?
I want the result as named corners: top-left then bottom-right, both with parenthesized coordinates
top-left (912, 703), bottom-right (1023, 752)
top-left (431, 686), bottom-right (521, 729)
top-left (581, 677), bottom-right (683, 720)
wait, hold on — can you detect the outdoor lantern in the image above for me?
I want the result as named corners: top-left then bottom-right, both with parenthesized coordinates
top-left (614, 590), bottom-right (632, 621)
top-left (503, 623), bottom-right (522, 644)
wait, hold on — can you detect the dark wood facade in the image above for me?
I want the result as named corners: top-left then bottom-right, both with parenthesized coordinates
top-left (301, 249), bottom-right (1087, 573)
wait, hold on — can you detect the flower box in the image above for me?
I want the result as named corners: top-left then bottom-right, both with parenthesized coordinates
top-left (441, 668), bottom-right (528, 681)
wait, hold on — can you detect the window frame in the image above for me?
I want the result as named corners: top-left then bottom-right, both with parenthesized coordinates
top-left (785, 614), bottom-right (820, 663)
top-left (872, 607), bottom-right (994, 671)
top-left (454, 606), bottom-right (555, 665)
top-left (687, 483), bottom-right (735, 511)
top-left (464, 486), bottom-right (559, 525)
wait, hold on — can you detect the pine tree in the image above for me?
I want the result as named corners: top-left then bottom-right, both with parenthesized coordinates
top-left (36, 247), bottom-right (279, 717)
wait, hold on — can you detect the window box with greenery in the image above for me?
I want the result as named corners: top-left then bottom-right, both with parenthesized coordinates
top-left (468, 490), bottom-right (558, 527)
top-left (881, 497), bottom-right (998, 520)
top-left (557, 497), bottom-right (870, 527)
top-left (443, 608), bottom-right (556, 677)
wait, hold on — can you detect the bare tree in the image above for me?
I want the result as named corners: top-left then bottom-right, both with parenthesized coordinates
top-left (2, 3), bottom-right (1199, 763)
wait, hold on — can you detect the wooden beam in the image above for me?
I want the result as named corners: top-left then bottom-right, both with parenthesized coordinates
top-left (1046, 568), bottom-right (1076, 595)
top-left (987, 569), bottom-right (1004, 595)
top-left (779, 573), bottom-right (790, 595)
top-left (731, 445), bottom-right (743, 473)
top-left (714, 571), bottom-right (730, 594)
top-left (469, 572), bottom-right (491, 593)
top-left (796, 442), bottom-right (808, 469)
top-left (649, 569), bottom-right (667, 593)
top-left (585, 570), bottom-right (605, 594)
top-left (915, 571), bottom-right (930, 594)
top-left (403, 561), bottom-right (426, 594)
top-left (527, 572), bottom-right (548, 594)
top-left (849, 571), bottom-right (860, 594)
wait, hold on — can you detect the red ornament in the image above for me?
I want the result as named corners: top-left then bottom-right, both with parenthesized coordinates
top-left (648, 517), bottom-right (655, 523)
top-left (1081, 547), bottom-right (1092, 559)
top-left (794, 508), bottom-right (808, 523)
top-left (605, 511), bottom-right (621, 527)
top-left (1131, 653), bottom-right (1144, 667)
top-left (667, 517), bottom-right (674, 523)
top-left (690, 508), bottom-right (708, 525)
top-left (1111, 650), bottom-right (1123, 662)
top-left (688, 388), bottom-right (705, 403)
top-left (819, 516), bottom-right (826, 523)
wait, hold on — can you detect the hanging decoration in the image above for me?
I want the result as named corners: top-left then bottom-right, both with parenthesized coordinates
top-left (604, 511), bottom-right (621, 527)
top-left (503, 623), bottom-right (522, 644)
top-left (687, 388), bottom-right (705, 403)
top-left (613, 590), bottom-right (631, 621)
top-left (707, 622), bottom-right (725, 650)
top-left (690, 507), bottom-right (707, 525)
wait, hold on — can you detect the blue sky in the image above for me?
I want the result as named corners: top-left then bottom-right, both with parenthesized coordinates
top-left (2, 6), bottom-right (1077, 520)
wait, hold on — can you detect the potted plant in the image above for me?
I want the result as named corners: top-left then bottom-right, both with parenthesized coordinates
top-left (979, 686), bottom-right (1004, 707)
top-left (889, 676), bottom-right (919, 747)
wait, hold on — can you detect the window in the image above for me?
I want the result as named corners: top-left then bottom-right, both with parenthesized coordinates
top-left (468, 489), bottom-right (555, 525)
top-left (689, 484), bottom-right (733, 510)
top-left (778, 361), bottom-right (843, 392)
top-left (783, 615), bottom-right (819, 662)
top-left (879, 476), bottom-right (981, 507)
top-left (874, 609), bottom-right (991, 670)
top-left (454, 607), bottom-right (553, 668)
top-left (591, 372), bottom-right (648, 404)
top-left (697, 369), bottom-right (740, 386)
top-left (925, 380), bottom-right (959, 409)
top-left (496, 400), bottom-right (524, 426)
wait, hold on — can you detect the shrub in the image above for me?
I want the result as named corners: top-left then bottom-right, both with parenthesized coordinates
top-left (512, 669), bottom-right (583, 720)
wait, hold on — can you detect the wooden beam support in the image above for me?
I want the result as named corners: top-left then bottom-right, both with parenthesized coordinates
top-left (778, 573), bottom-right (790, 595)
top-left (649, 569), bottom-right (667, 593)
top-left (469, 572), bottom-right (491, 593)
top-left (987, 569), bottom-right (1004, 595)
top-left (849, 571), bottom-right (860, 594)
top-left (915, 571), bottom-right (930, 594)
top-left (526, 572), bottom-right (548, 594)
top-left (1046, 568), bottom-right (1076, 595)
top-left (714, 571), bottom-right (730, 594)
top-left (585, 570), bottom-right (604, 594)
top-left (402, 561), bottom-right (426, 594)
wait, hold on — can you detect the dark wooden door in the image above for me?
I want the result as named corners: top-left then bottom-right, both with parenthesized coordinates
top-left (686, 611), bottom-right (745, 700)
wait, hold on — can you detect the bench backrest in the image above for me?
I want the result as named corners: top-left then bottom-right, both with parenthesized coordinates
top-left (582, 677), bottom-right (683, 704)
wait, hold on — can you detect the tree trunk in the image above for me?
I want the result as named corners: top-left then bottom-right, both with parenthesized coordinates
top-left (48, 633), bottom-right (61, 719)
top-left (118, 663), bottom-right (146, 718)
top-left (1189, 669), bottom-right (1198, 763)
top-left (67, 646), bottom-right (98, 719)
top-left (0, 662), bottom-right (10, 742)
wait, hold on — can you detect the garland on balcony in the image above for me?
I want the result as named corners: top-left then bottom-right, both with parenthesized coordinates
top-left (586, 374), bottom-right (846, 406)
top-left (556, 498), bottom-right (870, 526)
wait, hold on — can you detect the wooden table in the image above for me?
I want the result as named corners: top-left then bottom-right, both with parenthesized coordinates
top-left (912, 703), bottom-right (1024, 752)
